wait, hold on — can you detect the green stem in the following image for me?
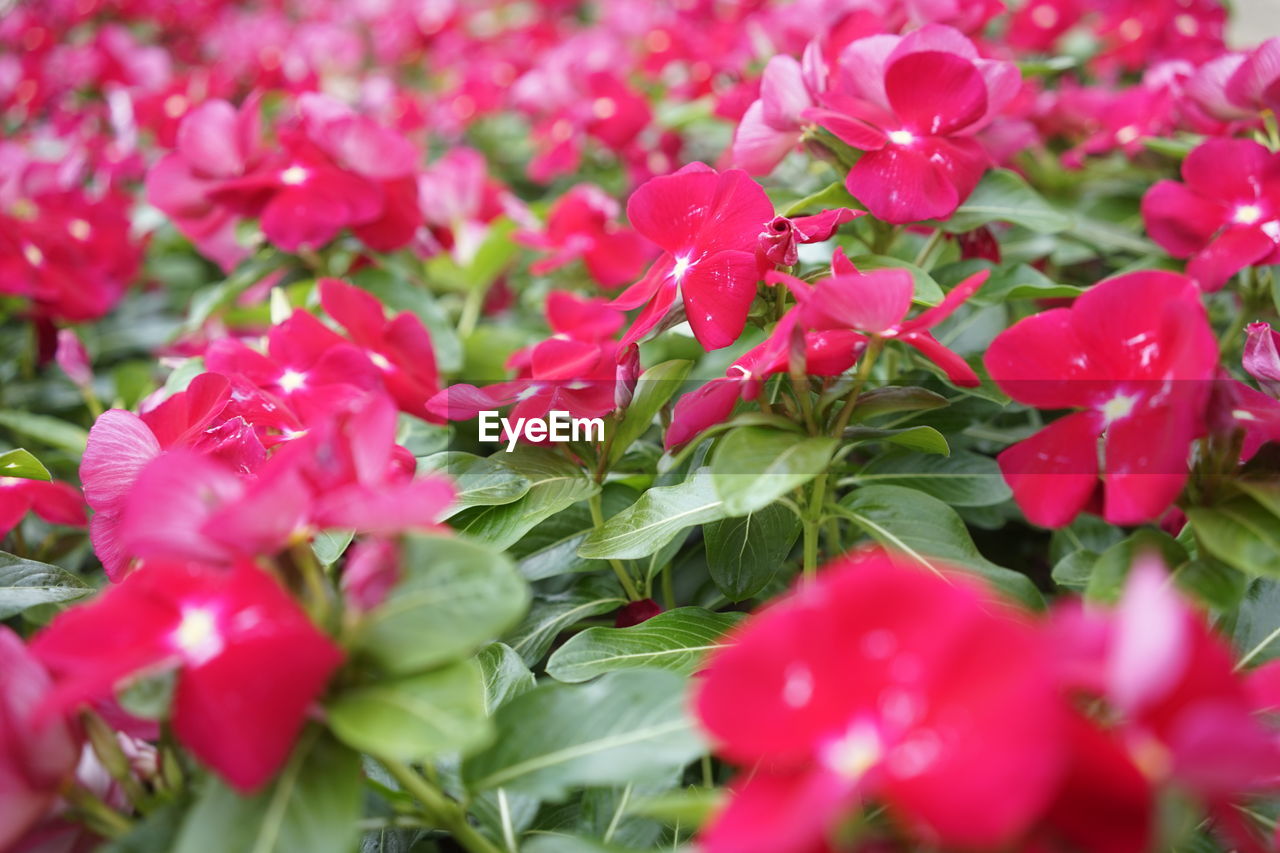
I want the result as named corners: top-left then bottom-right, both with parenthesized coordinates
top-left (802, 473), bottom-right (828, 581)
top-left (912, 228), bottom-right (946, 269)
top-left (457, 284), bottom-right (489, 339)
top-left (589, 493), bottom-right (641, 600)
top-left (63, 781), bottom-right (133, 839)
top-left (831, 338), bottom-right (883, 438)
top-left (661, 564), bottom-right (676, 610)
top-left (380, 759), bottom-right (501, 853)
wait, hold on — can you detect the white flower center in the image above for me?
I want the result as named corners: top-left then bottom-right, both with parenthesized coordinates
top-left (671, 254), bottom-right (694, 282)
top-left (887, 129), bottom-right (915, 146)
top-left (172, 607), bottom-right (224, 665)
top-left (280, 165), bottom-right (310, 186)
top-left (1102, 393), bottom-right (1137, 425)
top-left (279, 369), bottom-right (308, 392)
top-left (822, 721), bottom-right (883, 781)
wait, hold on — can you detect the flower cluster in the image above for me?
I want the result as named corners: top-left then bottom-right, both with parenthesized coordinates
top-left (5, 1), bottom-right (1280, 852)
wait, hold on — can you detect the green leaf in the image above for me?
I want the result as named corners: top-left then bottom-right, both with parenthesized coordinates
top-left (477, 642), bottom-right (537, 712)
top-left (1067, 217), bottom-right (1160, 255)
top-left (419, 452), bottom-right (532, 517)
top-left (855, 450), bottom-right (1010, 507)
top-left (1085, 529), bottom-right (1188, 604)
top-left (546, 608), bottom-right (742, 682)
top-left (311, 529), bottom-right (353, 567)
top-left (843, 425), bottom-right (950, 456)
top-left (704, 503), bottom-right (800, 600)
top-left (609, 360), bottom-right (692, 466)
top-left (174, 729), bottom-right (361, 853)
top-left (1186, 497), bottom-right (1280, 577)
top-left (782, 181), bottom-right (861, 217)
top-left (505, 577), bottom-right (629, 665)
top-left (0, 448), bottom-right (50, 481)
top-left (838, 485), bottom-right (1041, 607)
top-left (463, 670), bottom-right (704, 798)
top-left (580, 469), bottom-right (728, 560)
top-left (711, 428), bottom-right (838, 516)
top-left (1051, 550), bottom-right (1097, 590)
top-left (848, 386), bottom-right (949, 422)
top-left (450, 448), bottom-right (599, 549)
top-left (0, 551), bottom-right (91, 619)
top-left (975, 263), bottom-right (1085, 303)
top-left (354, 534), bottom-right (529, 675)
top-left (941, 169), bottom-right (1072, 234)
top-left (846, 255), bottom-right (944, 305)
top-left (0, 411), bottom-right (89, 455)
top-left (510, 485), bottom-right (639, 581)
top-left (327, 660), bottom-right (491, 762)
top-left (629, 787), bottom-right (722, 829)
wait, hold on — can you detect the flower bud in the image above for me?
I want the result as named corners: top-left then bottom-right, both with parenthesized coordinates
top-left (54, 329), bottom-right (92, 387)
top-left (1244, 322), bottom-right (1280, 398)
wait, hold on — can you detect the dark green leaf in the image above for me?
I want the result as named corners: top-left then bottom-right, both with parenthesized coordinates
top-left (704, 503), bottom-right (800, 600)
top-left (1187, 497), bottom-right (1280, 578)
top-left (0, 551), bottom-right (91, 619)
top-left (842, 425), bottom-right (950, 456)
top-left (848, 386), bottom-right (949, 422)
top-left (855, 450), bottom-right (1010, 506)
top-left (838, 485), bottom-right (1041, 607)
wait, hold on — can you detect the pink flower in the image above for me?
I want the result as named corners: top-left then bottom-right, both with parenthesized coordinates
top-left (31, 559), bottom-right (344, 793)
top-left (758, 209), bottom-right (861, 267)
top-left (80, 373), bottom-right (266, 580)
top-left (984, 271), bottom-right (1219, 528)
top-left (1244, 322), bottom-right (1280, 398)
top-left (1142, 138), bottom-right (1280, 291)
top-left (516, 185), bottom-right (656, 289)
top-left (54, 329), bottom-right (91, 387)
top-left (1051, 556), bottom-right (1280, 805)
top-left (1223, 36), bottom-right (1280, 114)
top-left (318, 278), bottom-right (442, 420)
top-left (430, 292), bottom-right (627, 428)
top-left (0, 477), bottom-right (85, 540)
top-left (731, 50), bottom-right (822, 176)
top-left (772, 249), bottom-right (988, 386)
top-left (696, 548), bottom-right (1066, 853)
top-left (612, 164), bottom-right (774, 351)
top-left (807, 25), bottom-right (1020, 223)
top-left (0, 627), bottom-right (81, 850)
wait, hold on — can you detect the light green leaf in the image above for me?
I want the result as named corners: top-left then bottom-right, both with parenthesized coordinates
top-left (354, 534), bottom-right (529, 675)
top-left (419, 452), bottom-right (532, 518)
top-left (0, 411), bottom-right (89, 455)
top-left (547, 608), bottom-right (741, 682)
top-left (711, 428), bottom-right (838, 516)
top-left (843, 425), bottom-right (950, 456)
top-left (450, 448), bottom-right (599, 549)
top-left (1187, 498), bottom-right (1280, 577)
top-left (0, 551), bottom-right (91, 619)
top-left (174, 729), bottom-right (361, 853)
top-left (477, 643), bottom-right (537, 712)
top-left (942, 169), bottom-right (1072, 234)
top-left (463, 670), bottom-right (704, 798)
top-left (0, 448), bottom-right (50, 481)
top-left (327, 660), bottom-right (491, 762)
top-left (580, 469), bottom-right (727, 560)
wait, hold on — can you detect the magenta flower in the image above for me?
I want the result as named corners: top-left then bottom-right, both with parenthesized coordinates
top-left (984, 271), bottom-right (1219, 528)
top-left (731, 51), bottom-right (821, 176)
top-left (0, 477), bottom-right (85, 540)
top-left (613, 163), bottom-right (775, 351)
top-left (806, 25), bottom-right (1020, 223)
top-left (1142, 138), bottom-right (1280, 291)
top-left (515, 184), bottom-right (656, 289)
top-left (0, 627), bottom-right (80, 850)
top-left (696, 548), bottom-right (1066, 853)
top-left (31, 559), bottom-right (343, 793)
top-left (1244, 321), bottom-right (1280, 398)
